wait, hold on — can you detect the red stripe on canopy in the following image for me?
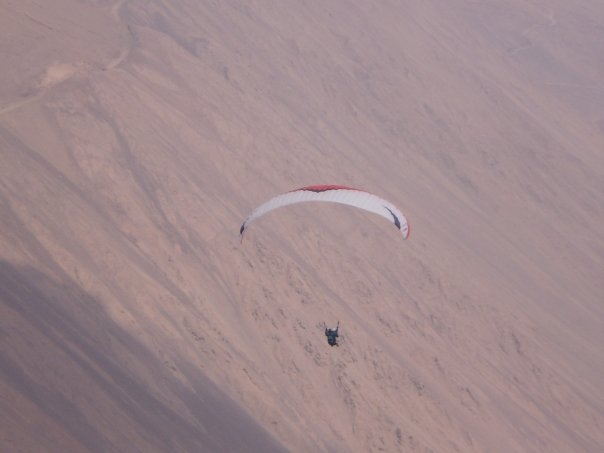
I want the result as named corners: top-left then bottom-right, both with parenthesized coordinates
top-left (293, 185), bottom-right (361, 193)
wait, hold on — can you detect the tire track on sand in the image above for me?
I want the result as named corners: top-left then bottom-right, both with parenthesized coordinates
top-left (107, 0), bottom-right (132, 70)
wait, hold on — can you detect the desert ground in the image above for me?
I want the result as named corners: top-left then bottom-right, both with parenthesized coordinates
top-left (1, 1), bottom-right (603, 452)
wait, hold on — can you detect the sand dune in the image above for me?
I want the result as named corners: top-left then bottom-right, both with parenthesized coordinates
top-left (1, 1), bottom-right (603, 451)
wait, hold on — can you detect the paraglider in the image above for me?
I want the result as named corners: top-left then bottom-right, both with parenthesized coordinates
top-left (240, 185), bottom-right (409, 347)
top-left (239, 185), bottom-right (409, 240)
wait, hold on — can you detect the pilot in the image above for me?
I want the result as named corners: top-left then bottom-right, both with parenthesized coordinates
top-left (325, 322), bottom-right (339, 347)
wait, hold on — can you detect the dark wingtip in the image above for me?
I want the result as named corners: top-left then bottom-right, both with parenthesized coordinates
top-left (240, 223), bottom-right (245, 235)
top-left (384, 206), bottom-right (401, 230)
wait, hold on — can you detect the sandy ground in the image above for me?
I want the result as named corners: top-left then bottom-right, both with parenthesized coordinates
top-left (1, 0), bottom-right (603, 452)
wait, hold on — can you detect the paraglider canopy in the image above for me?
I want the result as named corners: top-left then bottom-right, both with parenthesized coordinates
top-left (240, 185), bottom-right (409, 240)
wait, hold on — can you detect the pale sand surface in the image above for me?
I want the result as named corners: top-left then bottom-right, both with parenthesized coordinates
top-left (1, 1), bottom-right (603, 452)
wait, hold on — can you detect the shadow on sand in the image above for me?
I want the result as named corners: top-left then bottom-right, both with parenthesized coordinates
top-left (0, 260), bottom-right (286, 453)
